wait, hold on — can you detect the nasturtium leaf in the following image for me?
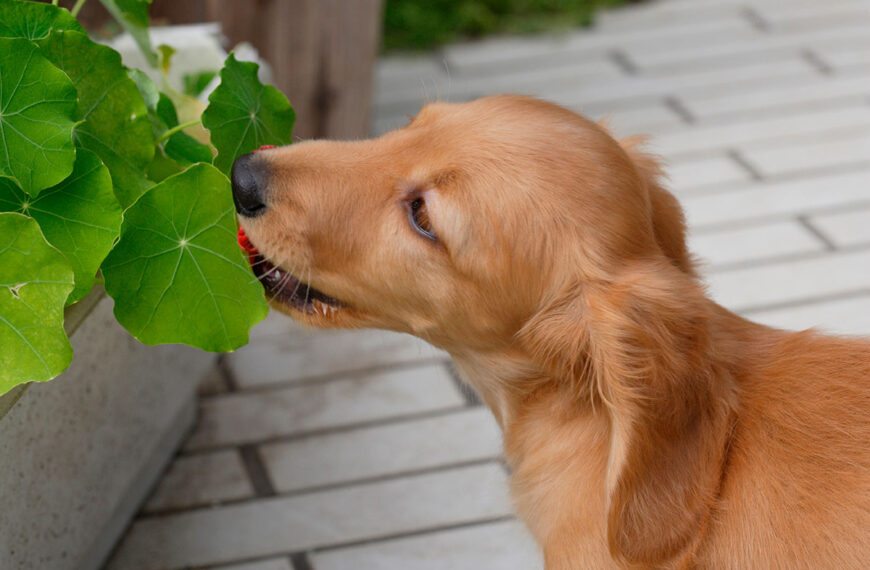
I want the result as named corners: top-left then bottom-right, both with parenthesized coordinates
top-left (102, 164), bottom-right (268, 352)
top-left (0, 0), bottom-right (84, 40)
top-left (0, 212), bottom-right (74, 396)
top-left (39, 30), bottom-right (155, 208)
top-left (202, 53), bottom-right (295, 175)
top-left (0, 37), bottom-right (77, 196)
top-left (130, 70), bottom-right (212, 181)
top-left (0, 150), bottom-right (122, 305)
top-left (99, 0), bottom-right (157, 67)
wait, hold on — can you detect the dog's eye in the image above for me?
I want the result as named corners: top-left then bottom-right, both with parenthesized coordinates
top-left (408, 197), bottom-right (436, 240)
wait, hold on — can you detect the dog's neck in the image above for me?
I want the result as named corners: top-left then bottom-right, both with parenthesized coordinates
top-left (447, 304), bottom-right (763, 569)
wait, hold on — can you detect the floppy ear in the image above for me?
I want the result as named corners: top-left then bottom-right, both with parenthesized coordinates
top-left (620, 135), bottom-right (696, 276)
top-left (519, 261), bottom-right (736, 566)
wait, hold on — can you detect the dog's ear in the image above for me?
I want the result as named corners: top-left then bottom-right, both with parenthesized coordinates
top-left (518, 261), bottom-right (735, 566)
top-left (620, 136), bottom-right (696, 276)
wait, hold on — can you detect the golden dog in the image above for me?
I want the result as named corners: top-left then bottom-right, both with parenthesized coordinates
top-left (232, 96), bottom-right (870, 569)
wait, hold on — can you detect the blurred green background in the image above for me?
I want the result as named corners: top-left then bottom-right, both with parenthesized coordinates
top-left (383, 0), bottom-right (640, 51)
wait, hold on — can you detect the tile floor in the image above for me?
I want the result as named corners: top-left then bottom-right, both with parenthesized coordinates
top-left (108, 0), bottom-right (870, 567)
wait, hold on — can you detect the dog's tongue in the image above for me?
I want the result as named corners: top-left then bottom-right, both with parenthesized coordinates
top-left (237, 226), bottom-right (258, 264)
top-left (255, 145), bottom-right (277, 152)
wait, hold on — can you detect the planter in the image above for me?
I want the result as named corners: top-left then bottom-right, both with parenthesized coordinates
top-left (0, 289), bottom-right (216, 570)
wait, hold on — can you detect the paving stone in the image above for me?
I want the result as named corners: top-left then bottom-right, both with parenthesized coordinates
top-left (311, 520), bottom-right (542, 570)
top-left (706, 249), bottom-right (870, 312)
top-left (815, 44), bottom-right (870, 71)
top-left (679, 72), bottom-right (870, 121)
top-left (144, 450), bottom-right (253, 513)
top-left (230, 326), bottom-right (446, 388)
top-left (186, 364), bottom-right (464, 450)
top-left (758, 2), bottom-right (870, 33)
top-left (740, 132), bottom-right (870, 178)
top-left (585, 103), bottom-right (684, 137)
top-left (689, 220), bottom-right (824, 269)
top-left (377, 58), bottom-right (620, 108)
top-left (108, 464), bottom-right (512, 570)
top-left (665, 155), bottom-right (752, 193)
top-left (442, 15), bottom-right (751, 73)
top-left (745, 294), bottom-right (870, 337)
top-left (261, 409), bottom-right (502, 493)
top-left (651, 104), bottom-right (870, 158)
top-left (208, 558), bottom-right (293, 570)
top-left (809, 206), bottom-right (870, 249)
top-left (596, 1), bottom-right (740, 33)
top-left (625, 16), bottom-right (870, 71)
top-left (545, 58), bottom-right (815, 109)
top-left (680, 167), bottom-right (870, 228)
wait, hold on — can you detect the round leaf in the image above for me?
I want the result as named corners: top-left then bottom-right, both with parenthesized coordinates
top-left (0, 37), bottom-right (77, 195)
top-left (39, 30), bottom-right (155, 208)
top-left (0, 212), bottom-right (74, 396)
top-left (202, 53), bottom-right (295, 175)
top-left (102, 163), bottom-right (268, 352)
top-left (0, 149), bottom-right (122, 305)
top-left (0, 0), bottom-right (84, 41)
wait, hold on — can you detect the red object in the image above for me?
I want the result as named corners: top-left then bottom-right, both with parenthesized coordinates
top-left (255, 145), bottom-right (277, 152)
top-left (237, 226), bottom-right (258, 263)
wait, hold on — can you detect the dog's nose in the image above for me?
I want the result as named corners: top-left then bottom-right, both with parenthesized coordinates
top-left (231, 153), bottom-right (267, 217)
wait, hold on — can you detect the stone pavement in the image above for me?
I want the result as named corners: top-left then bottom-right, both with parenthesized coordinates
top-left (107, 0), bottom-right (870, 568)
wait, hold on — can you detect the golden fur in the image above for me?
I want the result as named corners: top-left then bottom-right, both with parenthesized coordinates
top-left (240, 96), bottom-right (870, 569)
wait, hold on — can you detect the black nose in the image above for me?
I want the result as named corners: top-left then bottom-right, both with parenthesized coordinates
top-left (231, 153), bottom-right (267, 217)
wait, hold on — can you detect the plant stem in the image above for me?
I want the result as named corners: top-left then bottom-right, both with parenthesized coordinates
top-left (156, 119), bottom-right (202, 143)
top-left (52, 0), bottom-right (59, 6)
top-left (71, 0), bottom-right (88, 18)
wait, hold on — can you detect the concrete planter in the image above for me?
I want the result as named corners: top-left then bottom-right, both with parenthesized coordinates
top-left (0, 289), bottom-right (216, 570)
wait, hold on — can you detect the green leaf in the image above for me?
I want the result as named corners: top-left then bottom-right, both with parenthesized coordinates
top-left (202, 53), bottom-right (295, 175)
top-left (0, 212), bottom-right (74, 396)
top-left (183, 70), bottom-right (217, 97)
top-left (0, 150), bottom-right (122, 305)
top-left (99, 0), bottom-right (158, 67)
top-left (102, 163), bottom-right (268, 352)
top-left (0, 0), bottom-right (84, 40)
top-left (39, 30), bottom-right (155, 208)
top-left (130, 70), bottom-right (212, 180)
top-left (0, 37), bottom-right (77, 195)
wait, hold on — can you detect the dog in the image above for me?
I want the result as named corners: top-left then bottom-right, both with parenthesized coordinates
top-left (232, 95), bottom-right (870, 569)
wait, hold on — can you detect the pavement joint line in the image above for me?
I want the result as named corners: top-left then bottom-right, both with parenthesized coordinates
top-left (796, 214), bottom-right (838, 251)
top-left (725, 149), bottom-right (764, 181)
top-left (445, 361), bottom-right (484, 407)
top-left (216, 355), bottom-right (239, 392)
top-left (801, 48), bottom-right (835, 76)
top-left (690, 199), bottom-right (870, 234)
top-left (309, 514), bottom-right (518, 555)
top-left (180, 405), bottom-right (474, 457)
top-left (740, 6), bottom-right (772, 32)
top-left (737, 288), bottom-right (870, 317)
top-left (700, 241), bottom-right (870, 276)
top-left (291, 552), bottom-right (314, 570)
top-left (207, 356), bottom-right (451, 397)
top-left (671, 162), bottom-right (870, 201)
top-left (136, 457), bottom-right (505, 520)
top-left (663, 95), bottom-right (696, 124)
top-left (239, 444), bottom-right (277, 498)
top-left (608, 49), bottom-right (639, 75)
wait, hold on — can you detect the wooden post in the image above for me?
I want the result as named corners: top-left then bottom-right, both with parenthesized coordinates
top-left (208, 0), bottom-right (384, 140)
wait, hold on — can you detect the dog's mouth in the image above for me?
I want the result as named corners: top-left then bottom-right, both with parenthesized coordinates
top-left (238, 227), bottom-right (342, 317)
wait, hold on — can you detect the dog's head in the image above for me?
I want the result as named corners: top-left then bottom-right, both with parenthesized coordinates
top-left (235, 95), bottom-right (736, 567)
top-left (234, 95), bottom-right (692, 351)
